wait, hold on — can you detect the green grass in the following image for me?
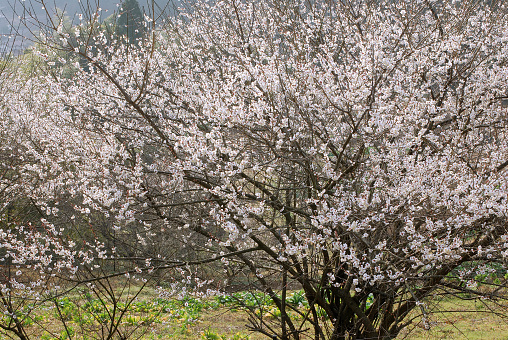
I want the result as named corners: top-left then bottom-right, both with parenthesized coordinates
top-left (0, 288), bottom-right (507, 340)
top-left (398, 296), bottom-right (508, 340)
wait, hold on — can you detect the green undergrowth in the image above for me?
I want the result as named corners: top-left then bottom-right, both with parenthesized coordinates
top-left (0, 289), bottom-right (507, 339)
top-left (0, 289), bottom-right (309, 340)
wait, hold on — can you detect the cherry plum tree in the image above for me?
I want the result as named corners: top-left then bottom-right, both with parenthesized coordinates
top-left (4, 0), bottom-right (508, 339)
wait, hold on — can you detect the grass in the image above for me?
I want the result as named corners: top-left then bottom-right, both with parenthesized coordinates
top-left (0, 288), bottom-right (507, 340)
top-left (398, 295), bottom-right (508, 340)
top-left (0, 288), bottom-right (266, 340)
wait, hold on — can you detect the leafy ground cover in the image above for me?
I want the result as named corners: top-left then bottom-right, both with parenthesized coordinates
top-left (0, 288), bottom-right (507, 340)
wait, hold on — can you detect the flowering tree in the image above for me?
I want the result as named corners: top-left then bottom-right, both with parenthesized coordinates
top-left (4, 0), bottom-right (508, 339)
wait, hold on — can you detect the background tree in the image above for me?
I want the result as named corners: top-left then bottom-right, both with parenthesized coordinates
top-left (116, 0), bottom-right (145, 45)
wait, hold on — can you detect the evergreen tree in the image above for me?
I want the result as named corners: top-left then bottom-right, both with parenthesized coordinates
top-left (116, 0), bottom-right (145, 45)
